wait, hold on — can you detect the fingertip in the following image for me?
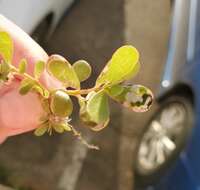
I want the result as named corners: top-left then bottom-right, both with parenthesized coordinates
top-left (0, 130), bottom-right (7, 144)
top-left (0, 137), bottom-right (7, 144)
top-left (0, 15), bottom-right (48, 66)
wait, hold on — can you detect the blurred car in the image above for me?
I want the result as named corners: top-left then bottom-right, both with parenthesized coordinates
top-left (0, 0), bottom-right (75, 43)
top-left (134, 0), bottom-right (200, 189)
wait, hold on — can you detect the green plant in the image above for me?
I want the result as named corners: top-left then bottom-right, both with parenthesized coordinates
top-left (0, 31), bottom-right (153, 149)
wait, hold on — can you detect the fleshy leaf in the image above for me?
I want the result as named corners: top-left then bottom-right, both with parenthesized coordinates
top-left (52, 122), bottom-right (71, 133)
top-left (53, 123), bottom-right (65, 133)
top-left (87, 90), bottom-right (110, 124)
top-left (47, 55), bottom-right (80, 89)
top-left (19, 79), bottom-right (34, 95)
top-left (0, 31), bottom-right (13, 63)
top-left (32, 84), bottom-right (49, 98)
top-left (0, 61), bottom-right (10, 81)
top-left (50, 90), bottom-right (73, 117)
top-left (0, 61), bottom-right (10, 73)
top-left (18, 59), bottom-right (27, 74)
top-left (107, 84), bottom-right (153, 112)
top-left (106, 84), bottom-right (124, 97)
top-left (80, 91), bottom-right (110, 130)
top-left (124, 60), bottom-right (140, 81)
top-left (90, 118), bottom-right (110, 131)
top-left (34, 124), bottom-right (48, 136)
top-left (73, 60), bottom-right (92, 82)
top-left (96, 45), bottom-right (139, 87)
top-left (63, 123), bottom-right (72, 131)
top-left (34, 60), bottom-right (45, 79)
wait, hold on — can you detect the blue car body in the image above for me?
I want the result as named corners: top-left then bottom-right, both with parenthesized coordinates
top-left (149, 0), bottom-right (200, 189)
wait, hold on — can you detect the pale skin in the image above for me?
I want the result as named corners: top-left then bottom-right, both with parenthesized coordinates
top-left (0, 15), bottom-right (63, 143)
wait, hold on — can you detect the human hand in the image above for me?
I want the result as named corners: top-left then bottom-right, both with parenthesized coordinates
top-left (0, 15), bottom-right (61, 143)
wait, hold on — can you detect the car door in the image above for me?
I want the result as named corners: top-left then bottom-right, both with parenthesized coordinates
top-left (0, 0), bottom-right (53, 33)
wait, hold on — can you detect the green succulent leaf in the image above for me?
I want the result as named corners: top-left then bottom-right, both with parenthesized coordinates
top-left (18, 59), bottom-right (27, 74)
top-left (0, 61), bottom-right (10, 81)
top-left (0, 31), bottom-right (13, 63)
top-left (124, 60), bottom-right (140, 81)
top-left (90, 119), bottom-right (110, 131)
top-left (32, 85), bottom-right (44, 96)
top-left (106, 84), bottom-right (124, 97)
top-left (87, 90), bottom-right (109, 124)
top-left (34, 124), bottom-right (48, 136)
top-left (96, 45), bottom-right (140, 87)
top-left (34, 60), bottom-right (45, 79)
top-left (0, 60), bottom-right (10, 73)
top-left (80, 91), bottom-right (110, 131)
top-left (53, 123), bottom-right (65, 133)
top-left (47, 56), bottom-right (80, 89)
top-left (73, 60), bottom-right (92, 82)
top-left (32, 84), bottom-right (49, 98)
top-left (78, 96), bottom-right (86, 111)
top-left (52, 122), bottom-right (71, 133)
top-left (107, 84), bottom-right (153, 112)
top-left (63, 123), bottom-right (72, 131)
top-left (50, 90), bottom-right (73, 117)
top-left (19, 79), bottom-right (34, 95)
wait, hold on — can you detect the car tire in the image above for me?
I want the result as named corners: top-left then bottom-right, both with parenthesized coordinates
top-left (134, 96), bottom-right (194, 188)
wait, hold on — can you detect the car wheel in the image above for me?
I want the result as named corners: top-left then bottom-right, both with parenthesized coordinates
top-left (134, 96), bottom-right (193, 188)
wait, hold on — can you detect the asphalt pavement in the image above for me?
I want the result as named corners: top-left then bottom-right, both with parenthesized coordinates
top-left (0, 1), bottom-right (170, 190)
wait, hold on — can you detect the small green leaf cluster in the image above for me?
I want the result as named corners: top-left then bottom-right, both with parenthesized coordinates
top-left (0, 31), bottom-right (13, 83)
top-left (0, 60), bottom-right (10, 82)
top-left (0, 31), bottom-right (153, 148)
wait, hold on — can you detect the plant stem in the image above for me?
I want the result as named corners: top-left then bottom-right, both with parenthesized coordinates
top-left (70, 125), bottom-right (99, 150)
top-left (10, 64), bottom-right (103, 96)
top-left (10, 65), bottom-right (47, 90)
top-left (66, 86), bottom-right (102, 96)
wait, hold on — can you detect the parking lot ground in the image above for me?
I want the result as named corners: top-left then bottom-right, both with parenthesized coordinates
top-left (0, 1), bottom-right (170, 190)
top-left (119, 1), bottom-right (171, 189)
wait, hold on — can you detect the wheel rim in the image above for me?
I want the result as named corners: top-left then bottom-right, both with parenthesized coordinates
top-left (137, 102), bottom-right (187, 174)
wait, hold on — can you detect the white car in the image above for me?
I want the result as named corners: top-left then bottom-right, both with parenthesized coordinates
top-left (0, 0), bottom-right (75, 42)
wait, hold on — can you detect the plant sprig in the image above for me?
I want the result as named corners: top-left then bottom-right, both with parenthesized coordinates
top-left (0, 31), bottom-right (153, 149)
